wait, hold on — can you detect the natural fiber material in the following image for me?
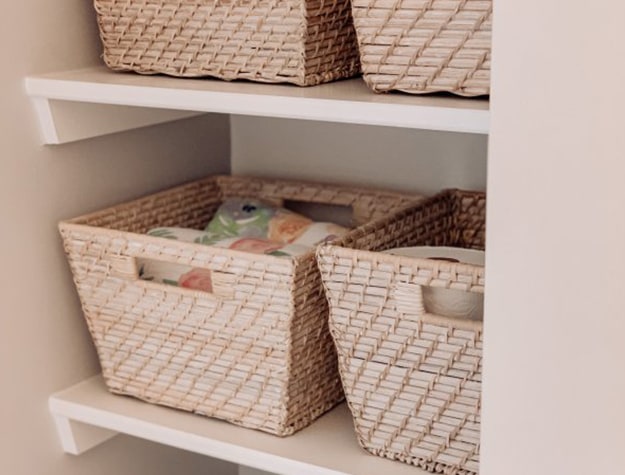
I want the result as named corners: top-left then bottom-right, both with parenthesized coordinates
top-left (59, 175), bottom-right (421, 436)
top-left (94, 0), bottom-right (361, 86)
top-left (351, 0), bottom-right (492, 96)
top-left (317, 189), bottom-right (485, 472)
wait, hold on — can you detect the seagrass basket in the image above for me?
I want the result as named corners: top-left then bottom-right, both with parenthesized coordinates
top-left (59, 175), bottom-right (421, 436)
top-left (93, 0), bottom-right (361, 86)
top-left (317, 189), bottom-right (485, 472)
top-left (351, 0), bottom-right (492, 96)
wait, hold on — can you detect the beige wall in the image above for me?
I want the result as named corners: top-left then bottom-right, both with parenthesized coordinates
top-left (482, 1), bottom-right (625, 474)
top-left (0, 2), bottom-right (234, 474)
top-left (231, 116), bottom-right (487, 194)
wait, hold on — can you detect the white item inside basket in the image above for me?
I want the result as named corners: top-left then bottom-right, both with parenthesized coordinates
top-left (383, 246), bottom-right (485, 321)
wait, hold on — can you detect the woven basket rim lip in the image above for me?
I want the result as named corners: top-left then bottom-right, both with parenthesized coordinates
top-left (59, 174), bottom-right (223, 224)
top-left (318, 242), bottom-right (485, 276)
top-left (59, 220), bottom-right (308, 267)
top-left (337, 186), bottom-right (485, 232)
top-left (57, 175), bottom-right (422, 267)
top-left (59, 174), bottom-right (423, 224)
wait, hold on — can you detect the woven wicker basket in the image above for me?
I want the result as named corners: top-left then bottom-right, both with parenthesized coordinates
top-left (59, 175), bottom-right (421, 436)
top-left (317, 189), bottom-right (485, 472)
top-left (93, 0), bottom-right (361, 86)
top-left (351, 0), bottom-right (492, 96)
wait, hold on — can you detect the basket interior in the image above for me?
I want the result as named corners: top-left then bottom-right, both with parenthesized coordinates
top-left (365, 189), bottom-right (486, 254)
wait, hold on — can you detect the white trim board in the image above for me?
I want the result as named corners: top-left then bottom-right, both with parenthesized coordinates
top-left (49, 376), bottom-right (429, 475)
top-left (25, 66), bottom-right (489, 144)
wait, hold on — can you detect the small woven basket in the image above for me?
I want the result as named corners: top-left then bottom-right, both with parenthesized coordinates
top-left (351, 0), bottom-right (492, 96)
top-left (317, 189), bottom-right (485, 472)
top-left (93, 0), bottom-right (361, 86)
top-left (59, 175), bottom-right (421, 436)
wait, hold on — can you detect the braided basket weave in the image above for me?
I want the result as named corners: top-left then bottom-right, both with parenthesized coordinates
top-left (317, 189), bottom-right (485, 472)
top-left (352, 0), bottom-right (492, 96)
top-left (59, 175), bottom-right (421, 436)
top-left (93, 0), bottom-right (361, 86)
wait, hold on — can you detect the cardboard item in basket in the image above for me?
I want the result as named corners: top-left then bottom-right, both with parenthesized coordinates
top-left (383, 246), bottom-right (485, 321)
top-left (200, 198), bottom-right (347, 246)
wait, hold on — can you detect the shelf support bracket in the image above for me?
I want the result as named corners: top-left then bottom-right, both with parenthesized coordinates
top-left (26, 91), bottom-right (204, 145)
top-left (52, 412), bottom-right (119, 455)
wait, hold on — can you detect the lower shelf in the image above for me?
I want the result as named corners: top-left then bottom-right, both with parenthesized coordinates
top-left (50, 375), bottom-right (429, 475)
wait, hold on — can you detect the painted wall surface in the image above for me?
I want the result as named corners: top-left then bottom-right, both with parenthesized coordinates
top-left (0, 2), bottom-right (234, 474)
top-left (482, 1), bottom-right (625, 474)
top-left (230, 116), bottom-right (487, 194)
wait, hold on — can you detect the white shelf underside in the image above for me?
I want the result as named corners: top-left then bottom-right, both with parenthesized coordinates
top-left (50, 375), bottom-right (430, 475)
top-left (25, 66), bottom-right (489, 144)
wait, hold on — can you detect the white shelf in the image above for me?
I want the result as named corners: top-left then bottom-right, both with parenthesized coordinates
top-left (50, 375), bottom-right (429, 475)
top-left (25, 66), bottom-right (489, 144)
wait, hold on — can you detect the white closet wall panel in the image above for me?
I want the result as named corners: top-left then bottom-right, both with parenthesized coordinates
top-left (482, 0), bottom-right (625, 474)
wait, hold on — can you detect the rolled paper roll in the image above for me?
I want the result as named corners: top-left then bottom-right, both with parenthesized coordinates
top-left (383, 246), bottom-right (485, 321)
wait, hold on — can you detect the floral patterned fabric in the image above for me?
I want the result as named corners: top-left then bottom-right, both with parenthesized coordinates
top-left (138, 198), bottom-right (348, 293)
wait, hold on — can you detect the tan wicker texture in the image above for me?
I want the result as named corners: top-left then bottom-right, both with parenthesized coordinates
top-left (317, 189), bottom-right (485, 472)
top-left (94, 0), bottom-right (361, 86)
top-left (59, 175), bottom-right (421, 436)
top-left (351, 0), bottom-right (492, 96)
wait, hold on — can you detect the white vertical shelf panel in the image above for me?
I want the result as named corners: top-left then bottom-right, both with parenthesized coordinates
top-left (25, 66), bottom-right (489, 144)
top-left (50, 376), bottom-right (430, 475)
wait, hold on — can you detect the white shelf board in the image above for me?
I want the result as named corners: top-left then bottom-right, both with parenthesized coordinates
top-left (50, 375), bottom-right (430, 475)
top-left (26, 66), bottom-right (489, 144)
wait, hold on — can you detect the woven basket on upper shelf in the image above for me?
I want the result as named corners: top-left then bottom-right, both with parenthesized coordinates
top-left (59, 175), bottom-right (422, 436)
top-left (317, 189), bottom-right (486, 473)
top-left (93, 0), bottom-right (361, 86)
top-left (351, 0), bottom-right (492, 96)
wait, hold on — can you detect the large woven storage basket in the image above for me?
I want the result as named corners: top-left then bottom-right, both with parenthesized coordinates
top-left (317, 189), bottom-right (485, 473)
top-left (59, 175), bottom-right (421, 436)
top-left (93, 0), bottom-right (361, 86)
top-left (352, 0), bottom-right (492, 96)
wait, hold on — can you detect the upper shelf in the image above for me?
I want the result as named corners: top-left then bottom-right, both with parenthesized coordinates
top-left (25, 66), bottom-right (489, 144)
top-left (51, 375), bottom-right (429, 475)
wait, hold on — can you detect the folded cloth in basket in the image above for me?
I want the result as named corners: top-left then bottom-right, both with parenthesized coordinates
top-left (200, 197), bottom-right (347, 245)
top-left (139, 198), bottom-right (348, 292)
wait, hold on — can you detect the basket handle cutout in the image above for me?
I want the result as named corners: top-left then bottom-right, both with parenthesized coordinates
top-left (393, 281), bottom-right (483, 332)
top-left (109, 254), bottom-right (234, 299)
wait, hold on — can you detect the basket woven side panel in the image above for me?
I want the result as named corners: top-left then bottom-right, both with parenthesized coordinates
top-left (281, 257), bottom-right (345, 430)
top-left (317, 189), bottom-right (485, 473)
top-left (352, 0), bottom-right (492, 96)
top-left (449, 189), bottom-right (486, 249)
top-left (60, 223), bottom-right (299, 435)
top-left (94, 0), bottom-right (360, 86)
top-left (302, 0), bottom-right (361, 84)
top-left (60, 175), bottom-right (420, 435)
top-left (68, 176), bottom-right (222, 231)
top-left (338, 189), bottom-right (485, 252)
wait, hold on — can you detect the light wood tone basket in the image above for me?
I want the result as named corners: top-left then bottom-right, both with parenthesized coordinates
top-left (59, 175), bottom-right (421, 436)
top-left (317, 189), bottom-right (485, 473)
top-left (351, 0), bottom-right (492, 96)
top-left (93, 0), bottom-right (361, 86)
